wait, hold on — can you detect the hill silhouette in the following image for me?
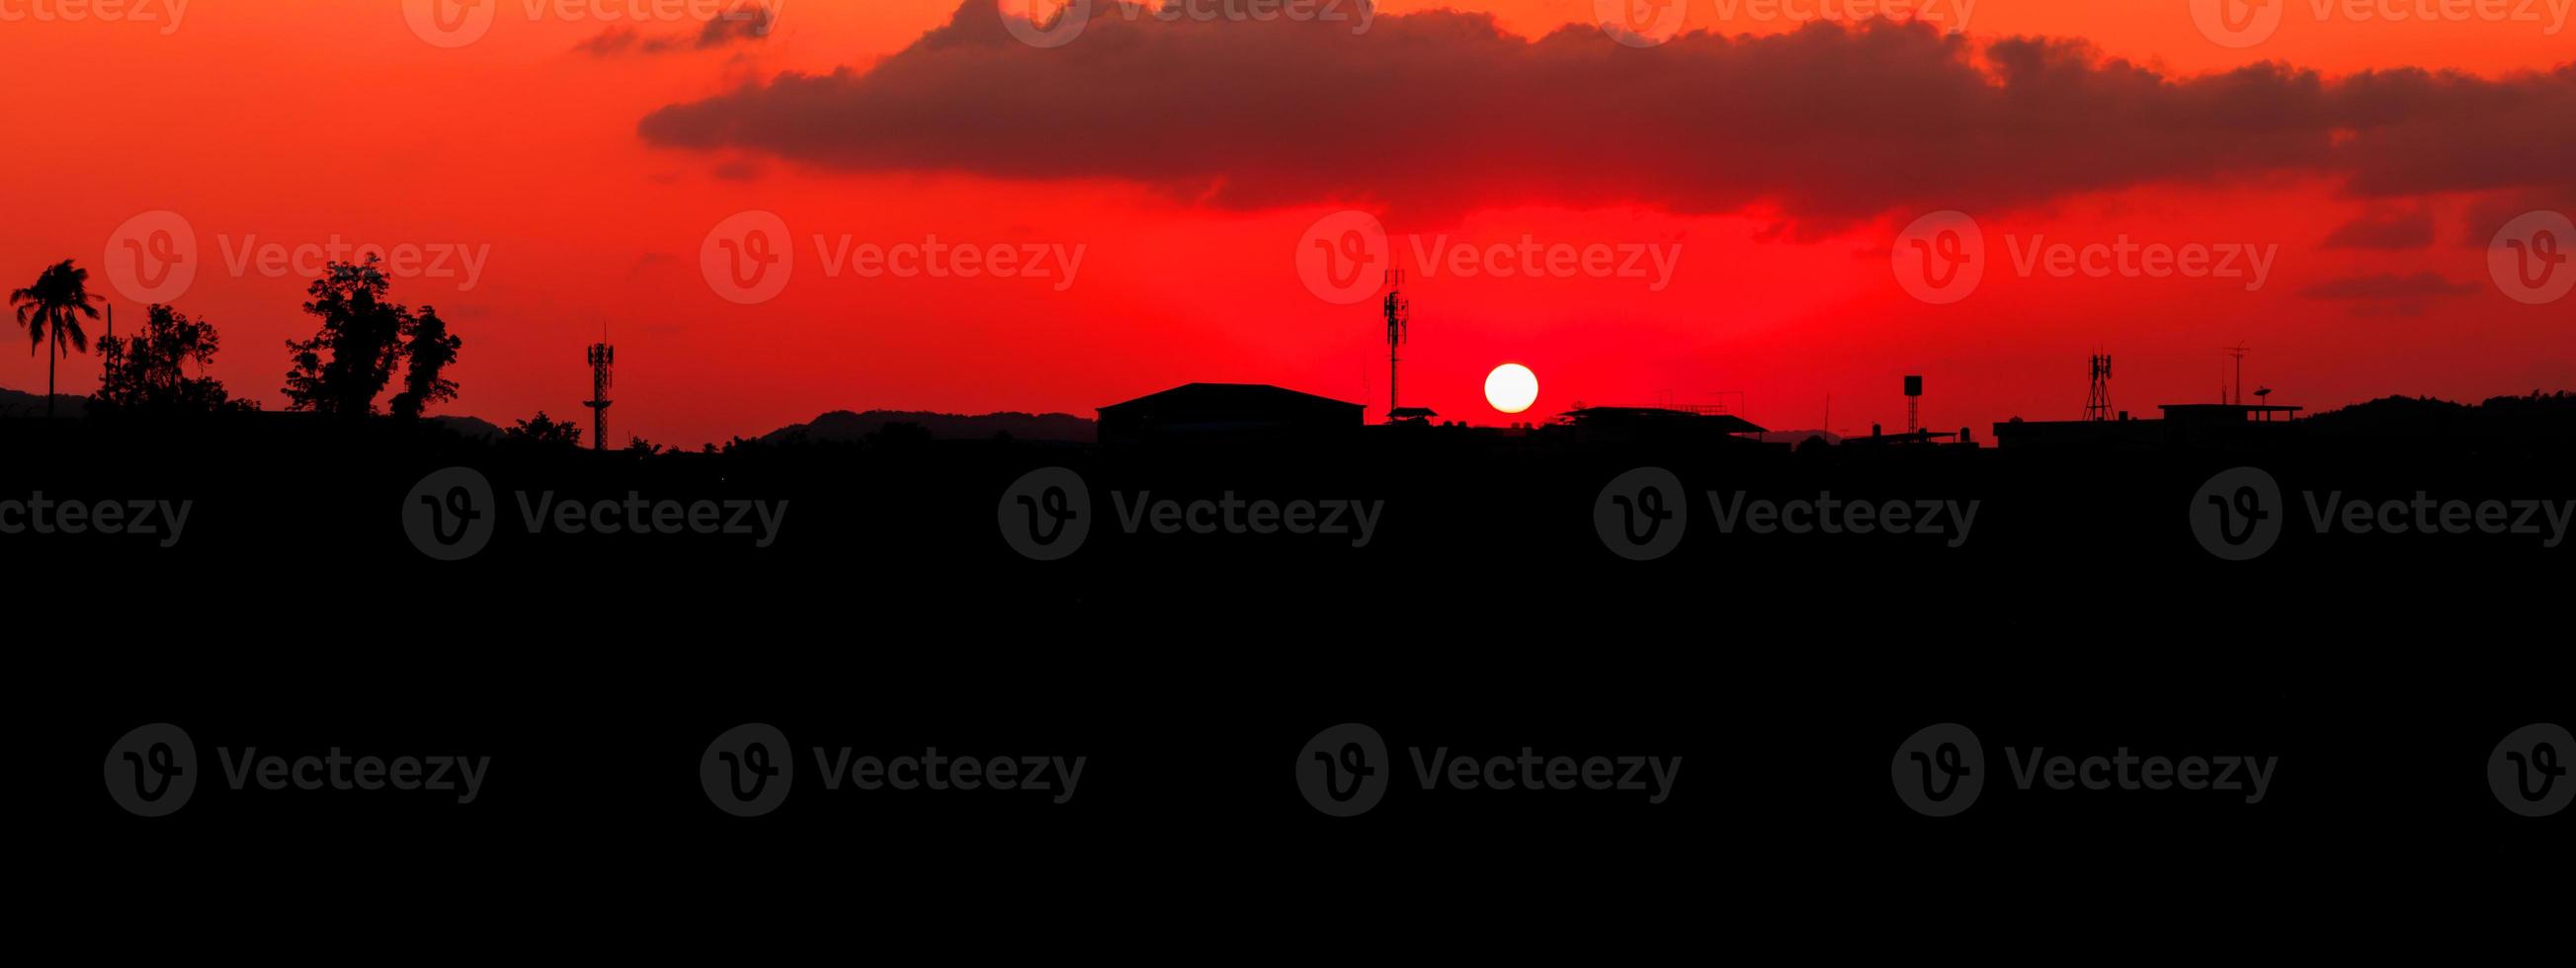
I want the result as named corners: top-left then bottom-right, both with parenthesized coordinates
top-left (426, 414), bottom-right (505, 440)
top-left (0, 385), bottom-right (87, 419)
top-left (757, 409), bottom-right (1093, 444)
top-left (2303, 392), bottom-right (2576, 447)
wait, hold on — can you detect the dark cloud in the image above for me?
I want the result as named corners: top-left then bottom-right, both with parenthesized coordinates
top-left (636, 3), bottom-right (2576, 228)
top-left (2300, 270), bottom-right (2482, 318)
top-left (2297, 272), bottom-right (2480, 300)
top-left (697, 4), bottom-right (776, 47)
top-left (2321, 208), bottom-right (2434, 250)
top-left (578, 4), bottom-right (773, 57)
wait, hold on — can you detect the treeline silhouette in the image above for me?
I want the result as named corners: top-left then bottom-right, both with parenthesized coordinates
top-left (12, 255), bottom-right (467, 425)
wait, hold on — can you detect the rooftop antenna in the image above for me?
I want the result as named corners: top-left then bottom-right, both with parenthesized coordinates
top-left (2223, 343), bottom-right (2251, 406)
top-left (2085, 354), bottom-right (2114, 422)
top-left (1382, 269), bottom-right (1408, 422)
top-left (584, 330), bottom-right (615, 451)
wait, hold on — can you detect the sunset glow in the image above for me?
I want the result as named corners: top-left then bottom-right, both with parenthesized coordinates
top-left (3, 1), bottom-right (2567, 443)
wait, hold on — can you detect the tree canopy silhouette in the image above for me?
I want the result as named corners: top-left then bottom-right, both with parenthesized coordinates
top-left (502, 411), bottom-right (584, 450)
top-left (282, 258), bottom-right (461, 417)
top-left (10, 259), bottom-right (102, 418)
top-left (94, 304), bottom-right (254, 414)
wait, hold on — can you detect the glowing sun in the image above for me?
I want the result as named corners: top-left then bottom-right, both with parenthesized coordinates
top-left (1484, 363), bottom-right (1538, 414)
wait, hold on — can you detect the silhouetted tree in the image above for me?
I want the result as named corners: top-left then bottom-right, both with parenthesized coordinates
top-left (389, 304), bottom-right (462, 420)
top-left (282, 258), bottom-right (461, 417)
top-left (501, 411), bottom-right (583, 450)
top-left (10, 260), bottom-right (102, 418)
top-left (623, 436), bottom-right (663, 455)
top-left (94, 304), bottom-right (252, 414)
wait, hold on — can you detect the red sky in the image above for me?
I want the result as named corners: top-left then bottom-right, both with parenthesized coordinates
top-left (3, 0), bottom-right (2569, 444)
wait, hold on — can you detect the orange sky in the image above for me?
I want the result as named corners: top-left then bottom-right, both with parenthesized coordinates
top-left (2, 1), bottom-right (2568, 444)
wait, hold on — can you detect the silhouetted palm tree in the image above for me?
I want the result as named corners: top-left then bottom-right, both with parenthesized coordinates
top-left (10, 260), bottom-right (103, 418)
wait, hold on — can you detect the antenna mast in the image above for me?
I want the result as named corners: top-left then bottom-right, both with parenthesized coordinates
top-left (1383, 269), bottom-right (1408, 421)
top-left (584, 337), bottom-right (615, 451)
top-left (2223, 343), bottom-right (2250, 406)
top-left (2085, 354), bottom-right (2114, 421)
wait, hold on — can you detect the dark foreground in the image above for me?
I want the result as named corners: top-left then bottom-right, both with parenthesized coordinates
top-left (9, 413), bottom-right (2565, 936)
